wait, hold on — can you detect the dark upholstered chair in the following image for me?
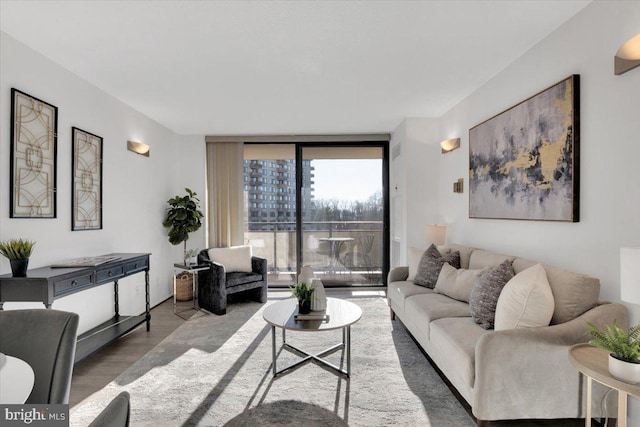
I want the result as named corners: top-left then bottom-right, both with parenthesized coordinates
top-left (197, 249), bottom-right (268, 315)
top-left (88, 391), bottom-right (131, 427)
top-left (0, 309), bottom-right (79, 404)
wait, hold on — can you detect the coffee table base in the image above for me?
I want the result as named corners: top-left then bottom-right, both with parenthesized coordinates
top-left (270, 326), bottom-right (351, 379)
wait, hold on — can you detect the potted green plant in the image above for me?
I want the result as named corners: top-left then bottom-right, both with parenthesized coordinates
top-left (185, 248), bottom-right (199, 265)
top-left (163, 188), bottom-right (204, 265)
top-left (0, 238), bottom-right (36, 277)
top-left (587, 321), bottom-right (640, 383)
top-left (290, 282), bottom-right (314, 314)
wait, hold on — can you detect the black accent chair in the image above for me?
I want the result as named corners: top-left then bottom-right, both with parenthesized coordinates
top-left (0, 309), bottom-right (79, 404)
top-left (197, 249), bottom-right (268, 315)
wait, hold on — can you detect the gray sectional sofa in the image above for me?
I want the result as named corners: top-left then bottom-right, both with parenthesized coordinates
top-left (387, 243), bottom-right (628, 425)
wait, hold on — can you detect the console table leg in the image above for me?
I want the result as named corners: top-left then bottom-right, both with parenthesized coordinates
top-left (114, 280), bottom-right (120, 318)
top-left (586, 376), bottom-right (592, 427)
top-left (346, 325), bottom-right (351, 377)
top-left (145, 269), bottom-right (151, 331)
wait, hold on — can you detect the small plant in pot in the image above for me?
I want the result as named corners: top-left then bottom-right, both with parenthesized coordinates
top-left (0, 238), bottom-right (36, 277)
top-left (587, 321), bottom-right (640, 383)
top-left (290, 282), bottom-right (314, 314)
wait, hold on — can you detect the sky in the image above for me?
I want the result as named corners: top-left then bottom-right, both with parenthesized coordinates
top-left (310, 159), bottom-right (382, 202)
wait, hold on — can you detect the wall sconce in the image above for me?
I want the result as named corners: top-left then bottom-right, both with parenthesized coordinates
top-left (425, 224), bottom-right (447, 246)
top-left (127, 140), bottom-right (150, 157)
top-left (440, 138), bottom-right (460, 154)
top-left (453, 178), bottom-right (464, 193)
top-left (615, 33), bottom-right (640, 75)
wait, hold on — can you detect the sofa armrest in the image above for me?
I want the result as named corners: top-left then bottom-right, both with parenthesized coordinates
top-left (388, 266), bottom-right (409, 284)
top-left (251, 256), bottom-right (267, 277)
top-left (473, 302), bottom-right (628, 421)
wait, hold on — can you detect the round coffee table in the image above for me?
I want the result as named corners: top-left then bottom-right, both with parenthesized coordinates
top-left (263, 297), bottom-right (362, 379)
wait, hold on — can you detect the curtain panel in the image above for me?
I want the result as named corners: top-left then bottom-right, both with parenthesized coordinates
top-left (206, 141), bottom-right (244, 248)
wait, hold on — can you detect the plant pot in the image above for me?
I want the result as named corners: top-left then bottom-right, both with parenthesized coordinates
top-left (608, 354), bottom-right (640, 383)
top-left (10, 259), bottom-right (29, 277)
top-left (298, 299), bottom-right (311, 315)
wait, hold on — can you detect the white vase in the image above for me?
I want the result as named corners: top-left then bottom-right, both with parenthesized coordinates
top-left (608, 354), bottom-right (640, 384)
top-left (310, 278), bottom-right (327, 312)
top-left (298, 265), bottom-right (315, 285)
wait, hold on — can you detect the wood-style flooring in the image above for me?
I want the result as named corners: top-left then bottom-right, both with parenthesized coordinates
top-left (70, 298), bottom-right (186, 408)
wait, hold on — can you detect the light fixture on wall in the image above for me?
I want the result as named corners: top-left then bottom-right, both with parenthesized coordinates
top-left (127, 140), bottom-right (150, 157)
top-left (440, 138), bottom-right (460, 154)
top-left (425, 224), bottom-right (447, 246)
top-left (620, 247), bottom-right (640, 305)
top-left (615, 33), bottom-right (640, 75)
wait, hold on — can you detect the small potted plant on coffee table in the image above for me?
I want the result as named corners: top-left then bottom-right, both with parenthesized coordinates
top-left (290, 282), bottom-right (314, 314)
top-left (0, 238), bottom-right (36, 277)
top-left (587, 320), bottom-right (640, 383)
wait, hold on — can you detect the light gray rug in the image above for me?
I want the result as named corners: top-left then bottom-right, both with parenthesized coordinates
top-left (71, 292), bottom-right (474, 426)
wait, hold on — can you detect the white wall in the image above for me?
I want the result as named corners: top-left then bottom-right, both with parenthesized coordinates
top-left (390, 118), bottom-right (439, 265)
top-left (0, 32), bottom-right (206, 334)
top-left (435, 2), bottom-right (640, 422)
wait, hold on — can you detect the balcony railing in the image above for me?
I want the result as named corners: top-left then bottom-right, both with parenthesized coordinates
top-left (245, 220), bottom-right (383, 286)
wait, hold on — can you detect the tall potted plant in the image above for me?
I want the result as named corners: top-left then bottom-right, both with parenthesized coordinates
top-left (163, 188), bottom-right (204, 264)
top-left (0, 238), bottom-right (36, 277)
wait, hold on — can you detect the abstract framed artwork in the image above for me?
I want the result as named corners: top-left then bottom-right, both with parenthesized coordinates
top-left (10, 88), bottom-right (58, 218)
top-left (72, 127), bottom-right (103, 230)
top-left (469, 75), bottom-right (580, 222)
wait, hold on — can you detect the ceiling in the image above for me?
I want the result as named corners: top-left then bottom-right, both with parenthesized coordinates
top-left (0, 1), bottom-right (590, 135)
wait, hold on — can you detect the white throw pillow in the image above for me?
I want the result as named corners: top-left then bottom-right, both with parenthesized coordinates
top-left (207, 245), bottom-right (253, 272)
top-left (407, 246), bottom-right (425, 281)
top-left (494, 263), bottom-right (555, 330)
top-left (435, 263), bottom-right (485, 303)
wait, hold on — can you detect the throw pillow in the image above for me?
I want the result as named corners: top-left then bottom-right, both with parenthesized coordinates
top-left (494, 264), bottom-right (555, 330)
top-left (414, 244), bottom-right (461, 288)
top-left (435, 263), bottom-right (486, 303)
top-left (407, 246), bottom-right (425, 281)
top-left (469, 259), bottom-right (515, 329)
top-left (207, 245), bottom-right (253, 272)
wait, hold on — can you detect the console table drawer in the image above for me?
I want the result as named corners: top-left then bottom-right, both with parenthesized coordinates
top-left (54, 273), bottom-right (94, 296)
top-left (96, 265), bottom-right (125, 284)
top-left (126, 258), bottom-right (149, 274)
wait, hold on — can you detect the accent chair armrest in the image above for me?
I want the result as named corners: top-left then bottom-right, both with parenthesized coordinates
top-left (473, 302), bottom-right (628, 421)
top-left (251, 256), bottom-right (268, 276)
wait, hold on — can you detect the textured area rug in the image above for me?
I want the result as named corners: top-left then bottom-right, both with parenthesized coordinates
top-left (71, 292), bottom-right (474, 426)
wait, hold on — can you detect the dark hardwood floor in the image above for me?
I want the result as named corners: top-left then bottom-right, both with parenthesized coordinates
top-left (70, 298), bottom-right (187, 407)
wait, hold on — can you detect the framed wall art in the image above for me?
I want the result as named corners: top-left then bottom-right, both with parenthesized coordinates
top-left (10, 88), bottom-right (58, 218)
top-left (72, 127), bottom-right (103, 230)
top-left (469, 74), bottom-right (580, 222)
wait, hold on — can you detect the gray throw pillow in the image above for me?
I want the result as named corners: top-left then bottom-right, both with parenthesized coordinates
top-left (469, 259), bottom-right (515, 329)
top-left (414, 244), bottom-right (461, 288)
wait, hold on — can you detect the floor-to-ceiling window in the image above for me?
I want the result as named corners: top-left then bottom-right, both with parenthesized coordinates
top-left (242, 139), bottom-right (389, 287)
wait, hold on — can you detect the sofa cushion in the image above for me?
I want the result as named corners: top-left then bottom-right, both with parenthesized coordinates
top-left (495, 264), bottom-right (555, 330)
top-left (469, 250), bottom-right (516, 270)
top-left (226, 272), bottom-right (262, 287)
top-left (470, 260), bottom-right (515, 329)
top-left (414, 244), bottom-right (461, 288)
top-left (387, 281), bottom-right (434, 313)
top-left (435, 264), bottom-right (486, 303)
top-left (429, 317), bottom-right (492, 388)
top-left (404, 293), bottom-right (471, 339)
top-left (208, 245), bottom-right (252, 272)
top-left (513, 258), bottom-right (600, 324)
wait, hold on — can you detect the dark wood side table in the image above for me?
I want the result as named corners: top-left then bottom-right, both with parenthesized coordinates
top-left (0, 253), bottom-right (151, 363)
top-left (569, 343), bottom-right (640, 427)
